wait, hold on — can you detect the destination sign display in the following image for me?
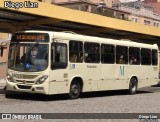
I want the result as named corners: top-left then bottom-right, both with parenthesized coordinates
top-left (12, 33), bottom-right (49, 42)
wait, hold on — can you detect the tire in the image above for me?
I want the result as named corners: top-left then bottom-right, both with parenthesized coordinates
top-left (5, 91), bottom-right (12, 98)
top-left (129, 78), bottom-right (138, 94)
top-left (69, 81), bottom-right (81, 99)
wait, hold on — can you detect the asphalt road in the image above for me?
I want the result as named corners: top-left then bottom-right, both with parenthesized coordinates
top-left (0, 85), bottom-right (160, 122)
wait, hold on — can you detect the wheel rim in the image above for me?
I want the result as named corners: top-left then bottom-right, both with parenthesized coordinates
top-left (70, 84), bottom-right (79, 96)
top-left (130, 78), bottom-right (137, 94)
top-left (131, 82), bottom-right (136, 92)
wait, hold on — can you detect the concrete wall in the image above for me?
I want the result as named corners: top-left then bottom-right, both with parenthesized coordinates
top-left (0, 45), bottom-right (8, 78)
top-left (0, 33), bottom-right (9, 79)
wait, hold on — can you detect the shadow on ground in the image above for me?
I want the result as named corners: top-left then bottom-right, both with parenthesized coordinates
top-left (151, 84), bottom-right (160, 87)
top-left (0, 87), bottom-right (6, 94)
top-left (0, 87), bottom-right (153, 101)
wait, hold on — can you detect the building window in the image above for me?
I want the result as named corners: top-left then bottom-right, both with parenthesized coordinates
top-left (0, 46), bottom-right (3, 57)
top-left (0, 48), bottom-right (1, 57)
top-left (131, 17), bottom-right (138, 23)
top-left (144, 20), bottom-right (151, 26)
top-left (154, 21), bottom-right (159, 28)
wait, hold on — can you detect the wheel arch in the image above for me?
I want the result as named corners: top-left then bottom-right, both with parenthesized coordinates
top-left (69, 76), bottom-right (84, 92)
top-left (129, 76), bottom-right (138, 84)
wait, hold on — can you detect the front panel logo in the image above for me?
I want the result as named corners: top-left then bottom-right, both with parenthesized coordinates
top-left (119, 66), bottom-right (124, 76)
top-left (12, 73), bottom-right (23, 79)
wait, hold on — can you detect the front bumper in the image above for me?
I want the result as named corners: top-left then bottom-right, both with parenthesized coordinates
top-left (6, 81), bottom-right (48, 94)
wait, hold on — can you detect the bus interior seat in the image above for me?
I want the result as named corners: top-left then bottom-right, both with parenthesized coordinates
top-left (70, 54), bottom-right (77, 62)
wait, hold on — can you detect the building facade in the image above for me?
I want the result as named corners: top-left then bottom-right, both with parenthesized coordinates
top-left (52, 0), bottom-right (120, 7)
top-left (50, 0), bottom-right (160, 28)
top-left (144, 0), bottom-right (160, 15)
top-left (0, 33), bottom-right (10, 79)
top-left (114, 1), bottom-right (160, 27)
top-left (144, 0), bottom-right (160, 2)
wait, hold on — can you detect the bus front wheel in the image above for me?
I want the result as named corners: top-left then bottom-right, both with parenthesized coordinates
top-left (129, 78), bottom-right (138, 94)
top-left (69, 81), bottom-right (81, 99)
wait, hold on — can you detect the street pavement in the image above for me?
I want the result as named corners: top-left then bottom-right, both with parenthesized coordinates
top-left (0, 78), bottom-right (160, 122)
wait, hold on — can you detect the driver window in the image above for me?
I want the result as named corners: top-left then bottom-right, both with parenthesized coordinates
top-left (51, 42), bottom-right (67, 69)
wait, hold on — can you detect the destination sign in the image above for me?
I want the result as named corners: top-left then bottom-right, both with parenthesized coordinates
top-left (16, 34), bottom-right (45, 40)
top-left (12, 33), bottom-right (49, 42)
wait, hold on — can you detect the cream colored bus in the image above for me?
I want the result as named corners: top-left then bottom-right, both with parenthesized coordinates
top-left (6, 31), bottom-right (159, 99)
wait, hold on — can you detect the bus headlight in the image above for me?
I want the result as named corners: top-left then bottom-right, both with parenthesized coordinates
top-left (36, 75), bottom-right (48, 84)
top-left (7, 73), bottom-right (13, 82)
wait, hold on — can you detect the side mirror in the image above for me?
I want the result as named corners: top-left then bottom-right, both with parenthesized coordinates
top-left (0, 46), bottom-right (3, 56)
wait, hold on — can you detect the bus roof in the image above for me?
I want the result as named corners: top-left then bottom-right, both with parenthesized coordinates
top-left (21, 30), bottom-right (158, 49)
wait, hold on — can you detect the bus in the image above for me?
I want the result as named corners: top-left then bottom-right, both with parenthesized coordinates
top-left (6, 30), bottom-right (159, 99)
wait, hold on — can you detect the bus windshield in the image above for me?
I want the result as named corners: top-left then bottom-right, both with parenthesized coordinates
top-left (8, 43), bottom-right (48, 72)
top-left (8, 33), bottom-right (49, 72)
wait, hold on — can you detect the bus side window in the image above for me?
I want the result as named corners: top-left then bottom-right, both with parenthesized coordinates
top-left (152, 49), bottom-right (158, 65)
top-left (129, 47), bottom-right (140, 65)
top-left (141, 48), bottom-right (151, 65)
top-left (84, 42), bottom-right (100, 63)
top-left (69, 40), bottom-right (83, 63)
top-left (101, 44), bottom-right (115, 64)
top-left (116, 46), bottom-right (128, 64)
top-left (51, 42), bottom-right (67, 69)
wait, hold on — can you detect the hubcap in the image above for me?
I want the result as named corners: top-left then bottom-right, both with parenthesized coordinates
top-left (131, 82), bottom-right (136, 92)
top-left (71, 85), bottom-right (79, 95)
top-left (131, 83), bottom-right (136, 92)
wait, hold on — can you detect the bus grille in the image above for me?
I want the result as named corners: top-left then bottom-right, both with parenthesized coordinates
top-left (17, 85), bottom-right (32, 90)
top-left (23, 75), bottom-right (38, 79)
top-left (16, 80), bottom-right (24, 83)
top-left (16, 80), bottom-right (35, 84)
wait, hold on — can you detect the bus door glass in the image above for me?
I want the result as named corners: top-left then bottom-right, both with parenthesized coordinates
top-left (51, 42), bottom-right (67, 69)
